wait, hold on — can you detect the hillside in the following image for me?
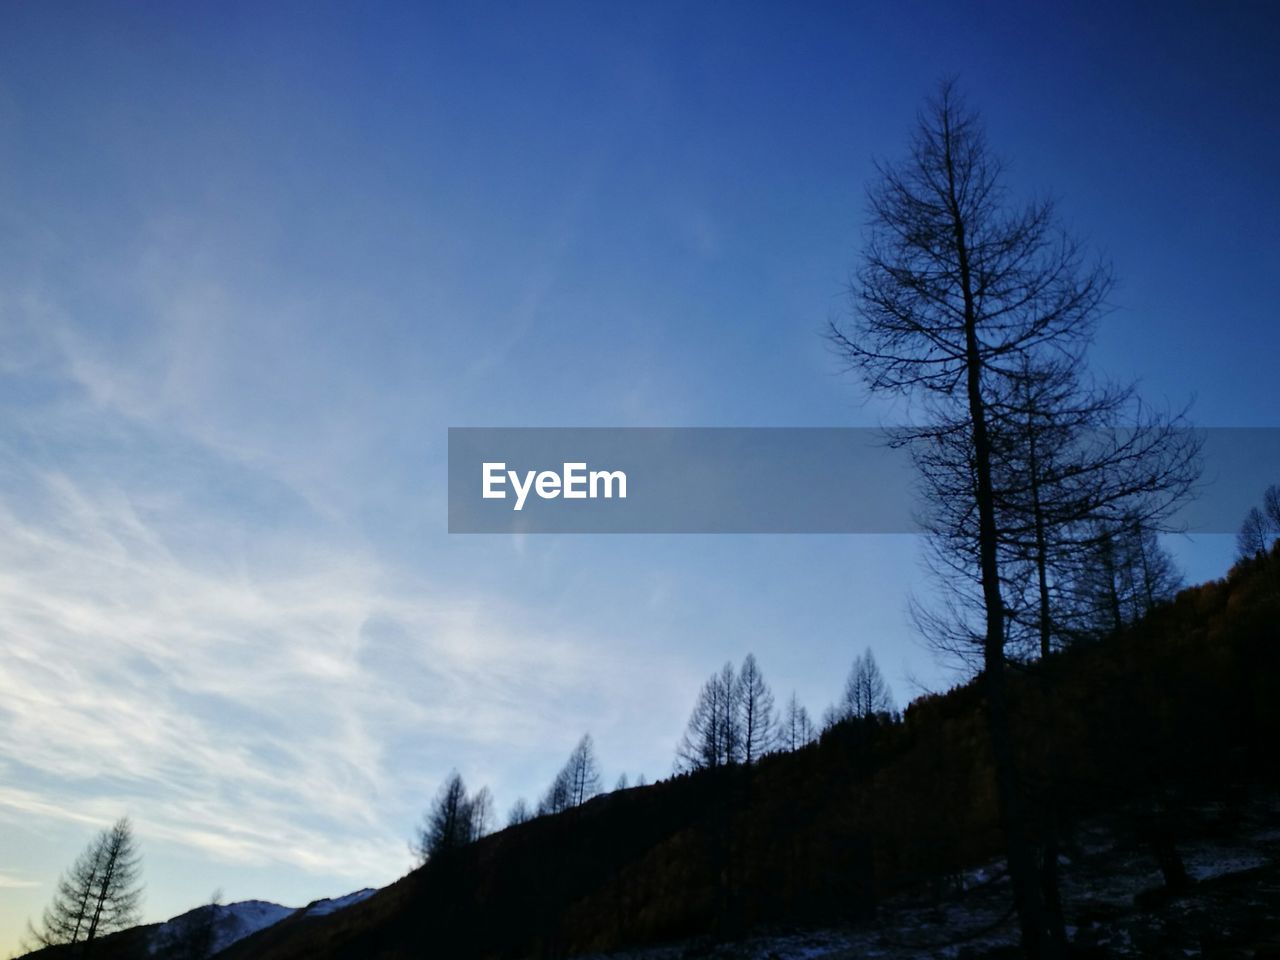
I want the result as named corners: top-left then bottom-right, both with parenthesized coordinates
top-left (212, 546), bottom-right (1280, 959)
top-left (23, 546), bottom-right (1279, 960)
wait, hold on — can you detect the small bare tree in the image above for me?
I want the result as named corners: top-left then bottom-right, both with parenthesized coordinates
top-left (564, 734), bottom-right (602, 808)
top-left (737, 653), bottom-right (778, 765)
top-left (1266, 484), bottom-right (1280, 531)
top-left (540, 734), bottom-right (601, 814)
top-left (836, 648), bottom-right (896, 720)
top-left (27, 816), bottom-right (143, 950)
top-left (507, 797), bottom-right (532, 827)
top-left (1066, 516), bottom-right (1183, 640)
top-left (675, 661), bottom-right (742, 772)
top-left (468, 785), bottom-right (495, 840)
top-left (781, 692), bottom-right (816, 751)
top-left (1238, 507), bottom-right (1270, 558)
top-left (413, 771), bottom-right (488, 863)
top-left (1237, 485), bottom-right (1280, 559)
top-left (539, 767), bottom-right (573, 816)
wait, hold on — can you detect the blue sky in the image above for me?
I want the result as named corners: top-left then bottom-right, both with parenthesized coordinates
top-left (1, 1), bottom-right (1277, 951)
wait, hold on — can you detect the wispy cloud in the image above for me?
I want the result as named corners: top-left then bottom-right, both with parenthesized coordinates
top-left (0, 454), bottom-right (627, 877)
top-left (0, 182), bottom-right (705, 934)
top-left (0, 873), bottom-right (40, 891)
top-left (0, 302), bottom-right (658, 885)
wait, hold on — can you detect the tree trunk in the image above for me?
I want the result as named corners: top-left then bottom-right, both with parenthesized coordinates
top-left (1029, 442), bottom-right (1069, 946)
top-left (947, 126), bottom-right (1062, 959)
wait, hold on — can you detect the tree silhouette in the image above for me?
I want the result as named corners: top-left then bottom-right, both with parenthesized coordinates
top-left (781, 692), bottom-right (816, 751)
top-left (979, 356), bottom-right (1196, 662)
top-left (507, 797), bottom-right (532, 827)
top-left (468, 785), bottom-right (495, 840)
top-left (541, 734), bottom-right (601, 814)
top-left (1068, 517), bottom-right (1182, 640)
top-left (676, 661), bottom-right (741, 772)
top-left (27, 816), bottom-right (142, 950)
top-left (1239, 507), bottom-right (1270, 558)
top-left (827, 79), bottom-right (1118, 958)
top-left (539, 767), bottom-right (573, 816)
top-left (836, 648), bottom-right (896, 720)
top-left (1237, 484), bottom-right (1280, 558)
top-left (1266, 484), bottom-right (1280, 531)
top-left (565, 734), bottom-right (602, 807)
top-left (737, 653), bottom-right (777, 765)
top-left (413, 771), bottom-right (489, 863)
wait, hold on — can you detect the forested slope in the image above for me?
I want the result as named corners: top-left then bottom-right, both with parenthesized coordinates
top-left (210, 545), bottom-right (1280, 960)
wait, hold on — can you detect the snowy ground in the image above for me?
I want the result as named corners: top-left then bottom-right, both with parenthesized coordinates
top-left (585, 790), bottom-right (1280, 959)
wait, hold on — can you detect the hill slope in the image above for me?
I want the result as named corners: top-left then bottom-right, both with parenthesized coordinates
top-left (216, 547), bottom-right (1280, 959)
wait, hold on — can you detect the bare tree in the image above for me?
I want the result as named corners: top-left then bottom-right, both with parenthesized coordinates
top-left (1238, 506), bottom-right (1270, 558)
top-left (904, 351), bottom-right (1198, 671)
top-left (834, 80), bottom-right (1202, 956)
top-left (507, 797), bottom-right (532, 827)
top-left (781, 692), bottom-right (816, 751)
top-left (1065, 516), bottom-right (1183, 641)
top-left (468, 785), bottom-right (495, 841)
top-left (413, 771), bottom-right (482, 863)
top-left (981, 353), bottom-right (1197, 662)
top-left (540, 734), bottom-right (601, 814)
top-left (615, 772), bottom-right (630, 791)
top-left (538, 767), bottom-right (574, 816)
top-left (676, 675), bottom-right (721, 772)
top-left (27, 841), bottom-right (99, 948)
top-left (1266, 484), bottom-right (1280, 531)
top-left (27, 816), bottom-right (143, 951)
top-left (1237, 484), bottom-right (1280, 559)
top-left (737, 653), bottom-right (777, 765)
top-left (715, 661), bottom-right (741, 765)
top-left (675, 661), bottom-right (741, 772)
top-left (827, 80), bottom-right (1116, 958)
top-left (835, 648), bottom-right (896, 720)
top-left (1123, 520), bottom-right (1182, 616)
top-left (565, 734), bottom-right (602, 807)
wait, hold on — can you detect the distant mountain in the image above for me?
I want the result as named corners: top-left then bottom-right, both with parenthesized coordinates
top-left (152, 890), bottom-right (378, 956)
top-left (150, 900), bottom-right (295, 956)
top-left (19, 888), bottom-right (378, 959)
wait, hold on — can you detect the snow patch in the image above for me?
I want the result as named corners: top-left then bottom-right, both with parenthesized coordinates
top-left (148, 888), bottom-right (378, 956)
top-left (1185, 851), bottom-right (1268, 882)
top-left (303, 888), bottom-right (377, 917)
top-left (148, 900), bottom-right (294, 956)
